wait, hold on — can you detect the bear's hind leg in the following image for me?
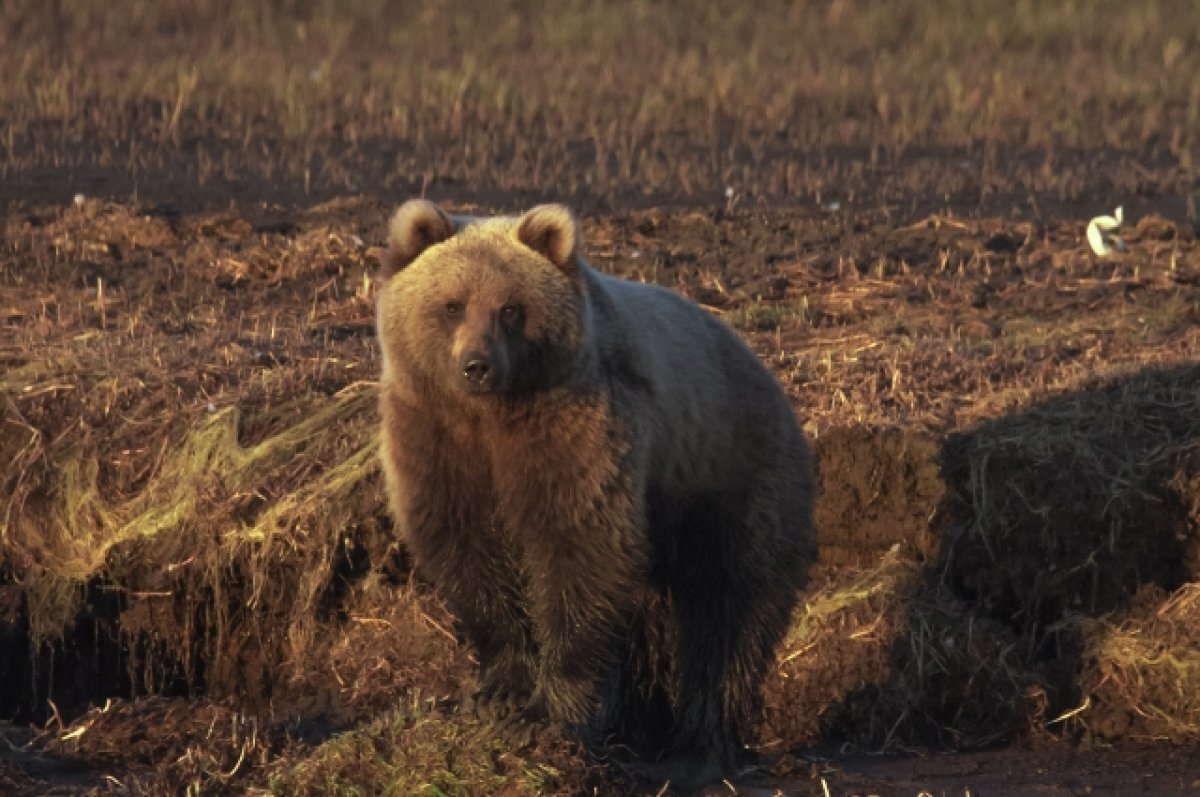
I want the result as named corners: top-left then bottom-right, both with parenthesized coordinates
top-left (600, 587), bottom-right (676, 758)
top-left (667, 487), bottom-right (806, 782)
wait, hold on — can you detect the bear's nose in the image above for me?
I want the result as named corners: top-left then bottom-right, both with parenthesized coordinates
top-left (462, 357), bottom-right (492, 387)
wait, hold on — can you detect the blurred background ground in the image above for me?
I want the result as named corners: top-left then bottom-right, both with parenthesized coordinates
top-left (2, 1), bottom-right (1199, 794)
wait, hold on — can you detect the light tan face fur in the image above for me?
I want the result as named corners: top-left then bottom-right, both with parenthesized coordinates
top-left (376, 203), bottom-right (586, 399)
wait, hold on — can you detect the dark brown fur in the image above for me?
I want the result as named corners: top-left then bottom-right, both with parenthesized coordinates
top-left (376, 201), bottom-right (815, 790)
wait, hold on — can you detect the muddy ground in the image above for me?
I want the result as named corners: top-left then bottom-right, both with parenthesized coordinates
top-left (3, 194), bottom-right (1198, 795)
top-left (4, 2), bottom-right (1200, 795)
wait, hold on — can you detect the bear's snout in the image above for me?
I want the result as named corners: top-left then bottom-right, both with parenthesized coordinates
top-left (460, 352), bottom-right (500, 392)
top-left (456, 350), bottom-right (508, 393)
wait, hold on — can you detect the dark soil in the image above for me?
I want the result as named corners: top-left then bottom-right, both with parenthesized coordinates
top-left (813, 427), bottom-right (943, 566)
top-left (814, 745), bottom-right (1200, 797)
top-left (3, 193), bottom-right (1200, 795)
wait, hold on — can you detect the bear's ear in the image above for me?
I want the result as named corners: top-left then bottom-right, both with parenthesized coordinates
top-left (516, 204), bottom-right (581, 279)
top-left (382, 199), bottom-right (457, 278)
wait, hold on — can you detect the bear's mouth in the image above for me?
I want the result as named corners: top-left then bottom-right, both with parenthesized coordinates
top-left (462, 379), bottom-right (503, 395)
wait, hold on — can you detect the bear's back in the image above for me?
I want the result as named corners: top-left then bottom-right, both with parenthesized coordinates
top-left (584, 266), bottom-right (801, 492)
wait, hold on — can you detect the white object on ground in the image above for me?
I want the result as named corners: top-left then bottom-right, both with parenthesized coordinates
top-left (1086, 205), bottom-right (1125, 256)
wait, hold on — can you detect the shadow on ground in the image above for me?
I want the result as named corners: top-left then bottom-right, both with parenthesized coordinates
top-left (768, 363), bottom-right (1200, 756)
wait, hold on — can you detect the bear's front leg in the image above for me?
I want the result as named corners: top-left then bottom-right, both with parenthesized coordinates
top-left (524, 518), bottom-right (646, 730)
top-left (498, 450), bottom-right (648, 733)
top-left (380, 403), bottom-right (538, 712)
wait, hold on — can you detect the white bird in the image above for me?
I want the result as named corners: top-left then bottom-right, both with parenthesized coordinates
top-left (1086, 206), bottom-right (1125, 257)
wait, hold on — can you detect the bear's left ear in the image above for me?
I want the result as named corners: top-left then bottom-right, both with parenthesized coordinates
top-left (516, 204), bottom-right (581, 280)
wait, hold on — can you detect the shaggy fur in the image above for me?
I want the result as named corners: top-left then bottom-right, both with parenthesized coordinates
top-left (376, 200), bottom-right (815, 789)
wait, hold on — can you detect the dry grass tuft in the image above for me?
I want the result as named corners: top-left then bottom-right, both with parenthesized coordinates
top-left (260, 703), bottom-right (599, 797)
top-left (762, 547), bottom-right (919, 747)
top-left (1071, 582), bottom-right (1200, 742)
top-left (4, 383), bottom-right (384, 704)
top-left (38, 697), bottom-right (285, 796)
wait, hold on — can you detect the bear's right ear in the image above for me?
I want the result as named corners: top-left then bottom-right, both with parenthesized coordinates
top-left (381, 199), bottom-right (457, 278)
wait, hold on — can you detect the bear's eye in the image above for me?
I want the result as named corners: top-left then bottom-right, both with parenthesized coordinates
top-left (500, 304), bottom-right (523, 325)
top-left (444, 301), bottom-right (464, 318)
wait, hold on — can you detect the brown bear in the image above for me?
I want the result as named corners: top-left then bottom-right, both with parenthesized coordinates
top-left (375, 199), bottom-right (815, 791)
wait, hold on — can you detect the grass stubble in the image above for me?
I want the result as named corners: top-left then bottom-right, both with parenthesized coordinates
top-left (2, 1), bottom-right (1199, 214)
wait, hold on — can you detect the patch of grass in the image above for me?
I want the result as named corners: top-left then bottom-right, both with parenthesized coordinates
top-left (1073, 582), bottom-right (1200, 741)
top-left (264, 704), bottom-right (582, 797)
top-left (6, 383), bottom-right (378, 644)
top-left (733, 299), bottom-right (811, 331)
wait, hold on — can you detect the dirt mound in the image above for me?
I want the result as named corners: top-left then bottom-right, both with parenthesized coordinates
top-left (814, 427), bottom-right (944, 566)
top-left (1, 385), bottom-right (387, 718)
top-left (770, 365), bottom-right (1200, 752)
top-left (1168, 446), bottom-right (1200, 578)
top-left (0, 199), bottom-right (394, 723)
top-left (937, 364), bottom-right (1200, 642)
top-left (763, 548), bottom-right (1038, 752)
top-left (829, 583), bottom-right (1039, 750)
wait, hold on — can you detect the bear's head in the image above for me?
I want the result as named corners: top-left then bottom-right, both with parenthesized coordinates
top-left (376, 200), bottom-right (588, 399)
